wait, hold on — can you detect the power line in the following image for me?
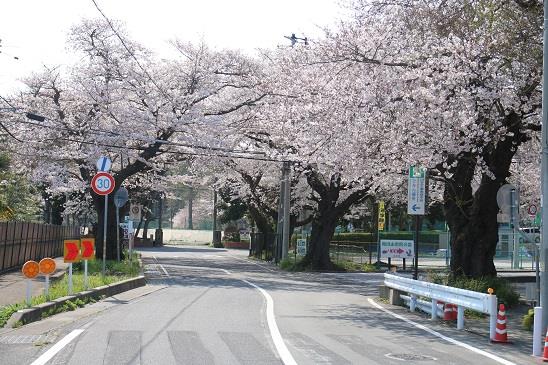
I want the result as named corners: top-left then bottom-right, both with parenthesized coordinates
top-left (4, 115), bottom-right (267, 156)
top-left (2, 117), bottom-right (291, 163)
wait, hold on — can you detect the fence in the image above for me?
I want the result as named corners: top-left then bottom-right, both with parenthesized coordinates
top-left (250, 233), bottom-right (279, 261)
top-left (329, 243), bottom-right (370, 265)
top-left (0, 222), bottom-right (80, 273)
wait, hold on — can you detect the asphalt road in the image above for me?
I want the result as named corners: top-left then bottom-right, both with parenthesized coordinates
top-left (0, 245), bottom-right (533, 364)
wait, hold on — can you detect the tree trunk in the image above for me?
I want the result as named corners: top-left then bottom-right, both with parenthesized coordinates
top-left (303, 170), bottom-right (369, 270)
top-left (445, 112), bottom-right (528, 277)
top-left (306, 210), bottom-right (338, 269)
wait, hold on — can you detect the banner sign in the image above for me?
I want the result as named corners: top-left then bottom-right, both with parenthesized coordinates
top-left (378, 201), bottom-right (385, 231)
top-left (380, 239), bottom-right (414, 259)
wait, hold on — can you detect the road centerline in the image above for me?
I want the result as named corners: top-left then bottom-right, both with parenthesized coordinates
top-left (242, 279), bottom-right (298, 365)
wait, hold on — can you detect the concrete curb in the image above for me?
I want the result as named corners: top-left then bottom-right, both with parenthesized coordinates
top-left (6, 275), bottom-right (146, 328)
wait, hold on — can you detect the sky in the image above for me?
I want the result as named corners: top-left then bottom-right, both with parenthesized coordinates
top-left (0, 0), bottom-right (344, 94)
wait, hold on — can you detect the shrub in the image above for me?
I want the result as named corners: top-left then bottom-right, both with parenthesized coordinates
top-left (522, 308), bottom-right (534, 331)
top-left (448, 276), bottom-right (520, 308)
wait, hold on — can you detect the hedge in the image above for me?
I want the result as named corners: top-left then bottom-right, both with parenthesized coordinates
top-left (291, 231), bottom-right (442, 248)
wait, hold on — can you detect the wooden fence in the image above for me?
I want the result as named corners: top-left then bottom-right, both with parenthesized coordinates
top-left (0, 222), bottom-right (80, 273)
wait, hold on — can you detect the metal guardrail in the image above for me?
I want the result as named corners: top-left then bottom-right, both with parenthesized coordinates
top-left (384, 273), bottom-right (497, 340)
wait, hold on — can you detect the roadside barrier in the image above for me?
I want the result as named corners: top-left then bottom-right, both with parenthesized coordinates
top-left (492, 304), bottom-right (509, 343)
top-left (384, 273), bottom-right (498, 341)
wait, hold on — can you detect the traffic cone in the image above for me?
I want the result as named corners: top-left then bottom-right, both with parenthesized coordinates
top-left (542, 328), bottom-right (548, 361)
top-left (451, 303), bottom-right (458, 320)
top-left (492, 304), bottom-right (509, 343)
top-left (443, 303), bottom-right (454, 321)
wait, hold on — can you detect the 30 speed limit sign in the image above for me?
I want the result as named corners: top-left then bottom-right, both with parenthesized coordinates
top-left (91, 172), bottom-right (115, 195)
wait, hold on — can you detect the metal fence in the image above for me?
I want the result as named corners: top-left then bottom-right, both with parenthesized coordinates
top-left (250, 233), bottom-right (279, 261)
top-left (0, 222), bottom-right (80, 273)
top-left (328, 239), bottom-right (539, 271)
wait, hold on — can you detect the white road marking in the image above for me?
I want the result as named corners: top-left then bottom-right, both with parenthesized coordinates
top-left (229, 254), bottom-right (276, 272)
top-left (243, 279), bottom-right (298, 365)
top-left (30, 329), bottom-right (84, 365)
top-left (367, 298), bottom-right (516, 365)
top-left (159, 264), bottom-right (170, 277)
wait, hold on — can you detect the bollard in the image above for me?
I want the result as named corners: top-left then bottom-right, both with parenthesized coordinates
top-left (457, 306), bottom-right (464, 330)
top-left (410, 294), bottom-right (417, 312)
top-left (533, 307), bottom-right (543, 357)
top-left (431, 299), bottom-right (437, 320)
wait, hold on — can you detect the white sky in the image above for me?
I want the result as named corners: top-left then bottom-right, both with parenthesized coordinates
top-left (0, 0), bottom-right (344, 94)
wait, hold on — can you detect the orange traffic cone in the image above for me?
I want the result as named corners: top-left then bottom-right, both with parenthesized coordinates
top-left (451, 303), bottom-right (458, 320)
top-left (492, 304), bottom-right (509, 343)
top-left (443, 303), bottom-right (454, 321)
top-left (542, 328), bottom-right (548, 361)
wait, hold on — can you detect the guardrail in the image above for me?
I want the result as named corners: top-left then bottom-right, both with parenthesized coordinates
top-left (384, 273), bottom-right (497, 340)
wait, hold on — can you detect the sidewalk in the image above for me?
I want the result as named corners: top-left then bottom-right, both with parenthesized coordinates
top-left (0, 257), bottom-right (68, 307)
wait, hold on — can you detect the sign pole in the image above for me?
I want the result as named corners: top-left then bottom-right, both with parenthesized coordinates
top-left (45, 275), bottom-right (49, 298)
top-left (68, 263), bottom-right (73, 295)
top-left (116, 206), bottom-right (120, 262)
top-left (414, 216), bottom-right (420, 280)
top-left (102, 194), bottom-right (108, 277)
top-left (26, 279), bottom-right (31, 306)
top-left (84, 260), bottom-right (88, 290)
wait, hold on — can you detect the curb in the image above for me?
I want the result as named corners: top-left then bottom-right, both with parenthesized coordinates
top-left (6, 275), bottom-right (146, 328)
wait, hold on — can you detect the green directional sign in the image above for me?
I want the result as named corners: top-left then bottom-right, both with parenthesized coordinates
top-left (409, 166), bottom-right (426, 178)
top-left (407, 166), bottom-right (427, 215)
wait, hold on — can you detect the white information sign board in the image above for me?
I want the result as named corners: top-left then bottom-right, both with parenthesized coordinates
top-left (380, 239), bottom-right (414, 259)
top-left (296, 239), bottom-right (307, 256)
top-left (407, 166), bottom-right (427, 215)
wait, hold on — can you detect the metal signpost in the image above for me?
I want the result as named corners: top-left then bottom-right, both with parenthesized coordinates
top-left (81, 238), bottom-right (95, 289)
top-left (408, 166), bottom-right (427, 280)
top-left (113, 187), bottom-right (129, 262)
top-left (91, 168), bottom-right (115, 277)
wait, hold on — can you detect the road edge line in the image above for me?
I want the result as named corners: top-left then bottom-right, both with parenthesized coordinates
top-left (367, 298), bottom-right (516, 365)
top-left (243, 279), bottom-right (298, 365)
top-left (30, 329), bottom-right (84, 365)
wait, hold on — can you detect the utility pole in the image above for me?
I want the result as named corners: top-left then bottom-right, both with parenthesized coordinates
top-left (275, 175), bottom-right (285, 263)
top-left (541, 0), bottom-right (548, 332)
top-left (282, 162), bottom-right (291, 260)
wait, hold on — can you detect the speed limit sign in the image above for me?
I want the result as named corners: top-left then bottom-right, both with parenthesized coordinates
top-left (91, 172), bottom-right (115, 195)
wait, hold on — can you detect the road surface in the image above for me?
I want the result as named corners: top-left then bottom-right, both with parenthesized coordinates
top-left (0, 245), bottom-right (530, 364)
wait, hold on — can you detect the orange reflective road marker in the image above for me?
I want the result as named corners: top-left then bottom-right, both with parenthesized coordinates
top-left (22, 260), bottom-right (39, 279)
top-left (39, 258), bottom-right (56, 275)
top-left (39, 258), bottom-right (56, 298)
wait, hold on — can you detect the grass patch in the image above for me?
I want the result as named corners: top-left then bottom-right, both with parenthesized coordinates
top-left (280, 256), bottom-right (303, 271)
top-left (0, 256), bottom-right (140, 328)
top-left (333, 259), bottom-right (378, 272)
